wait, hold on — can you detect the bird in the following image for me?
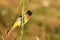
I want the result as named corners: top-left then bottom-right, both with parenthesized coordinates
top-left (7, 10), bottom-right (32, 36)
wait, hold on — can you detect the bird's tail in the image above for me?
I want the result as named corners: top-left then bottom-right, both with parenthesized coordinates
top-left (7, 21), bottom-right (19, 36)
top-left (7, 26), bottom-right (16, 36)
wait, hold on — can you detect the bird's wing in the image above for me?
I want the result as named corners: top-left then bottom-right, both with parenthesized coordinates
top-left (7, 17), bottom-right (22, 36)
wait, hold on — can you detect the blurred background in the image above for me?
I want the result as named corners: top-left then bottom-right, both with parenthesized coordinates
top-left (0, 0), bottom-right (60, 40)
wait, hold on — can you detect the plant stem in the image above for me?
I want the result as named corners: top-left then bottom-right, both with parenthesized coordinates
top-left (20, 0), bottom-right (25, 40)
top-left (17, 0), bottom-right (21, 14)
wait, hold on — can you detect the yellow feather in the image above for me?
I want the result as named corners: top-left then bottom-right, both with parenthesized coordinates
top-left (13, 21), bottom-right (19, 28)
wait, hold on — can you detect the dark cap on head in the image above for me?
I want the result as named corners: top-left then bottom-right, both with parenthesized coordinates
top-left (26, 10), bottom-right (32, 16)
top-left (19, 15), bottom-right (22, 17)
